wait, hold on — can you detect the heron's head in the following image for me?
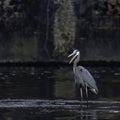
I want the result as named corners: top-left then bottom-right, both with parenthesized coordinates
top-left (68, 49), bottom-right (80, 64)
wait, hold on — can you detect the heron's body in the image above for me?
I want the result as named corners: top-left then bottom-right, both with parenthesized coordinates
top-left (68, 49), bottom-right (98, 100)
top-left (74, 66), bottom-right (98, 94)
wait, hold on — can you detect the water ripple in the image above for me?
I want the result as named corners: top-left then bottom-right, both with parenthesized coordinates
top-left (0, 99), bottom-right (120, 110)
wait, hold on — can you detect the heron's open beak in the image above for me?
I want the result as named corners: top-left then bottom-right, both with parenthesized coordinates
top-left (68, 52), bottom-right (74, 58)
top-left (68, 53), bottom-right (78, 64)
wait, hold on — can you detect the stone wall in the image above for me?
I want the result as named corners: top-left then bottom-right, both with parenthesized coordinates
top-left (0, 0), bottom-right (120, 62)
top-left (74, 0), bottom-right (120, 61)
top-left (53, 0), bottom-right (75, 58)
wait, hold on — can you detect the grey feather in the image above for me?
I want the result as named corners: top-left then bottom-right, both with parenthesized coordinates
top-left (68, 49), bottom-right (98, 97)
top-left (78, 66), bottom-right (98, 94)
top-left (74, 67), bottom-right (84, 86)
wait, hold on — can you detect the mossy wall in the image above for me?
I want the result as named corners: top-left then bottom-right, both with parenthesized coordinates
top-left (53, 0), bottom-right (75, 58)
top-left (0, 0), bottom-right (120, 62)
top-left (74, 0), bottom-right (120, 61)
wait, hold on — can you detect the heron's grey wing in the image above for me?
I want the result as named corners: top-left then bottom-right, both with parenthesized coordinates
top-left (78, 66), bottom-right (98, 94)
top-left (74, 67), bottom-right (84, 86)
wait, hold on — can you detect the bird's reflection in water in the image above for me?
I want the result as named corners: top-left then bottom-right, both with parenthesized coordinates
top-left (75, 108), bottom-right (97, 120)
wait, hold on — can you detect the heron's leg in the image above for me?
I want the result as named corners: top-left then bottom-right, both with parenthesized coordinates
top-left (80, 87), bottom-right (83, 101)
top-left (85, 84), bottom-right (88, 105)
top-left (80, 87), bottom-right (83, 108)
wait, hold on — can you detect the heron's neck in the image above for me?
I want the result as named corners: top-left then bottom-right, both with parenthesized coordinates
top-left (73, 54), bottom-right (80, 72)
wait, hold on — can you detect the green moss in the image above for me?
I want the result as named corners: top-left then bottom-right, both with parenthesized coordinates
top-left (54, 0), bottom-right (76, 56)
top-left (3, 0), bottom-right (11, 9)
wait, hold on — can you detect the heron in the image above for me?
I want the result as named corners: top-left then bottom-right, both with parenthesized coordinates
top-left (68, 49), bottom-right (98, 102)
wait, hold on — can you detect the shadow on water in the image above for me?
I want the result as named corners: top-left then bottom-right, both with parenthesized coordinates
top-left (0, 65), bottom-right (120, 119)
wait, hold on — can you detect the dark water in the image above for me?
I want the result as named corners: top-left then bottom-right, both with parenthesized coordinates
top-left (0, 65), bottom-right (120, 120)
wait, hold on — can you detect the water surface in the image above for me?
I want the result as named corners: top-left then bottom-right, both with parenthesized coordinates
top-left (0, 65), bottom-right (120, 120)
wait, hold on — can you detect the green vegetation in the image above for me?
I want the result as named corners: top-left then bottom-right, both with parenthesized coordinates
top-left (54, 0), bottom-right (75, 56)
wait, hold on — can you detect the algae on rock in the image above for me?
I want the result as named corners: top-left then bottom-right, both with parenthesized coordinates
top-left (54, 0), bottom-right (76, 57)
